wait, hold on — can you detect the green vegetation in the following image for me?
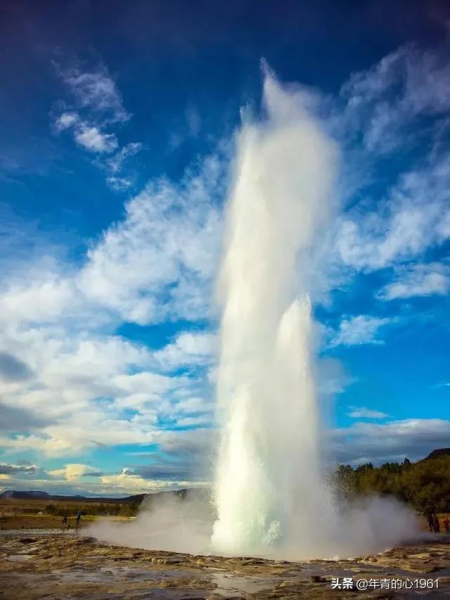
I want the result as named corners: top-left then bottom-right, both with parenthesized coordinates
top-left (334, 455), bottom-right (450, 513)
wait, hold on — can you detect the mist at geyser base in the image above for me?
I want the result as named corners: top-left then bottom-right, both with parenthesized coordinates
top-left (90, 70), bottom-right (419, 559)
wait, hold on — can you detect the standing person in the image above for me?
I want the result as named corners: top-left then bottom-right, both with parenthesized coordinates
top-left (75, 511), bottom-right (82, 529)
top-left (443, 516), bottom-right (449, 534)
top-left (432, 514), bottom-right (440, 533)
top-left (425, 508), bottom-right (434, 532)
top-left (61, 515), bottom-right (68, 529)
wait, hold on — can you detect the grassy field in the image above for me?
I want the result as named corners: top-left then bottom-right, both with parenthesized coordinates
top-left (0, 497), bottom-right (137, 529)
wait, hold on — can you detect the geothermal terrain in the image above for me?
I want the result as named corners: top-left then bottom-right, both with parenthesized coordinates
top-left (1, 492), bottom-right (449, 598)
top-left (0, 530), bottom-right (449, 599)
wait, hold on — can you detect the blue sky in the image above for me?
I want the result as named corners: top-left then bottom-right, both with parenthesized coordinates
top-left (0, 0), bottom-right (449, 496)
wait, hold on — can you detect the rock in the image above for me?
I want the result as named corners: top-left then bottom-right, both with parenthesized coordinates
top-left (427, 565), bottom-right (442, 573)
top-left (241, 558), bottom-right (265, 565)
top-left (310, 575), bottom-right (326, 583)
top-left (276, 580), bottom-right (293, 587)
top-left (151, 556), bottom-right (184, 564)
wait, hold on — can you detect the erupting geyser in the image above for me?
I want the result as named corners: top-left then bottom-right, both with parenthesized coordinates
top-left (211, 69), bottom-right (339, 556)
top-left (90, 68), bottom-right (418, 560)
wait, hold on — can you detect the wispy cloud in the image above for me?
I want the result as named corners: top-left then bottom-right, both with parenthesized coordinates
top-left (329, 315), bottom-right (392, 348)
top-left (73, 124), bottom-right (118, 153)
top-left (334, 154), bottom-right (450, 272)
top-left (329, 43), bottom-right (450, 310)
top-left (379, 262), bottom-right (450, 300)
top-left (348, 407), bottom-right (389, 419)
top-left (106, 142), bottom-right (143, 173)
top-left (341, 44), bottom-right (450, 155)
top-left (79, 154), bottom-right (223, 324)
top-left (52, 60), bottom-right (141, 188)
top-left (57, 63), bottom-right (130, 124)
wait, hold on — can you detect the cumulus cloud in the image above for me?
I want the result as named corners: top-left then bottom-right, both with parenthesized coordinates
top-left (97, 468), bottom-right (207, 494)
top-left (329, 315), bottom-right (392, 347)
top-left (0, 146), bottom-right (226, 467)
top-left (48, 463), bottom-right (101, 481)
top-left (154, 331), bottom-right (216, 371)
top-left (332, 418), bottom-right (450, 465)
top-left (0, 352), bottom-right (33, 382)
top-left (0, 402), bottom-right (47, 432)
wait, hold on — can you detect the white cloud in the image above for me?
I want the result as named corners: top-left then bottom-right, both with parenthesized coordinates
top-left (348, 407), bottom-right (388, 419)
top-left (0, 147), bottom-right (227, 462)
top-left (106, 176), bottom-right (132, 191)
top-left (59, 64), bottom-right (130, 124)
top-left (341, 45), bottom-right (450, 155)
top-left (107, 143), bottom-right (143, 173)
top-left (329, 315), bottom-right (392, 348)
top-left (74, 124), bottom-right (118, 153)
top-left (79, 154), bottom-right (223, 324)
top-left (332, 418), bottom-right (450, 465)
top-left (2, 49), bottom-right (448, 493)
top-left (52, 61), bottom-right (140, 189)
top-left (0, 279), bottom-right (74, 324)
top-left (54, 111), bottom-right (79, 132)
top-left (154, 331), bottom-right (216, 371)
top-left (48, 463), bottom-right (100, 481)
top-left (379, 262), bottom-right (450, 300)
top-left (331, 44), bottom-right (450, 290)
top-left (334, 155), bottom-right (450, 272)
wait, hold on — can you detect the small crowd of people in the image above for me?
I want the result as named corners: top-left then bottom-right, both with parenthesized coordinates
top-left (61, 511), bottom-right (82, 530)
top-left (424, 508), bottom-right (450, 534)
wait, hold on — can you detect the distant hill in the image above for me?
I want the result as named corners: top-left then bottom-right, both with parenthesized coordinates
top-left (0, 490), bottom-right (52, 500)
top-left (0, 489), bottom-right (188, 503)
top-left (423, 448), bottom-right (450, 461)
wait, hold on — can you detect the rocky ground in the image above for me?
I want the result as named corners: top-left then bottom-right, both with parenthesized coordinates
top-left (0, 531), bottom-right (448, 599)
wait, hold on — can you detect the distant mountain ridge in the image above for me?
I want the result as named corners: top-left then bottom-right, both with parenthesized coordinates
top-left (0, 490), bottom-right (52, 500)
top-left (0, 490), bottom-right (182, 503)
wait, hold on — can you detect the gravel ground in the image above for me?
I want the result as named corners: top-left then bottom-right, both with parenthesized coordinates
top-left (0, 531), bottom-right (448, 599)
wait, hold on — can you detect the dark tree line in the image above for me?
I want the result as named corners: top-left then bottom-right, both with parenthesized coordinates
top-left (333, 455), bottom-right (450, 513)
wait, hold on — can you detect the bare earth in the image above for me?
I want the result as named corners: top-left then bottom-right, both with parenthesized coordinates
top-left (0, 531), bottom-right (449, 599)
